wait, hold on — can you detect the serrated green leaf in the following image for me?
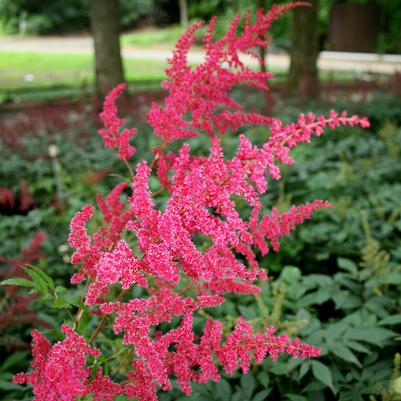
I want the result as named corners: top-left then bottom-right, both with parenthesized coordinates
top-left (1, 351), bottom-right (29, 371)
top-left (231, 393), bottom-right (243, 401)
top-left (270, 358), bottom-right (302, 375)
top-left (241, 373), bottom-right (255, 399)
top-left (299, 361), bottom-right (311, 380)
top-left (337, 258), bottom-right (357, 274)
top-left (40, 292), bottom-right (53, 302)
top-left (257, 371), bottom-right (270, 388)
top-left (52, 298), bottom-right (72, 309)
top-left (344, 327), bottom-right (397, 345)
top-left (299, 289), bottom-right (331, 307)
top-left (281, 266), bottom-right (302, 284)
top-left (380, 272), bottom-right (401, 285)
top-left (0, 379), bottom-right (25, 390)
top-left (78, 311), bottom-right (91, 336)
top-left (323, 321), bottom-right (348, 341)
top-left (238, 305), bottom-right (257, 320)
top-left (23, 266), bottom-right (48, 293)
top-left (252, 389), bottom-right (271, 401)
top-left (286, 395), bottom-right (308, 401)
top-left (329, 342), bottom-right (361, 366)
top-left (0, 278), bottom-right (34, 287)
top-left (55, 286), bottom-right (68, 296)
top-left (345, 341), bottom-right (371, 354)
top-left (311, 361), bottom-right (334, 392)
top-left (216, 379), bottom-right (231, 401)
top-left (66, 296), bottom-right (84, 308)
top-left (378, 314), bottom-right (401, 326)
top-left (30, 266), bottom-right (55, 290)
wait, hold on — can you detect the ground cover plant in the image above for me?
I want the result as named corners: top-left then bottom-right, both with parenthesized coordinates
top-left (1, 98), bottom-right (400, 401)
top-left (5, 3), bottom-right (401, 401)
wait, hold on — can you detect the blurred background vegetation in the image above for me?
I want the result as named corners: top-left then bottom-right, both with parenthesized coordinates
top-left (0, 0), bottom-right (400, 53)
top-left (0, 1), bottom-right (401, 401)
top-left (0, 0), bottom-right (400, 102)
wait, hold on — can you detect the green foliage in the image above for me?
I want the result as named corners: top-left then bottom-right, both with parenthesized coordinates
top-left (0, 0), bottom-right (399, 53)
top-left (159, 252), bottom-right (401, 400)
top-left (119, 0), bottom-right (153, 29)
top-left (0, 0), bottom-right (153, 35)
top-left (1, 94), bottom-right (401, 400)
top-left (0, 113), bottom-right (135, 401)
top-left (156, 94), bottom-right (401, 401)
top-left (370, 353), bottom-right (401, 401)
top-left (0, 0), bottom-right (89, 35)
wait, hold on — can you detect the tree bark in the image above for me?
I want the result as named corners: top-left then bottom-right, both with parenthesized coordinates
top-left (179, 0), bottom-right (188, 30)
top-left (90, 0), bottom-right (125, 100)
top-left (258, 0), bottom-right (268, 74)
top-left (287, 0), bottom-right (319, 98)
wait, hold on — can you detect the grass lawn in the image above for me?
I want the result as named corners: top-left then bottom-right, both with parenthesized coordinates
top-left (0, 51), bottom-right (94, 88)
top-left (0, 51), bottom-right (169, 87)
top-left (122, 25), bottom-right (183, 48)
top-left (0, 46), bottom-right (358, 105)
top-left (0, 47), bottom-right (279, 104)
top-left (0, 50), bottom-right (168, 103)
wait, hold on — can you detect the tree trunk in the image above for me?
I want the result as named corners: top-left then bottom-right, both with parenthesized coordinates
top-left (258, 0), bottom-right (275, 112)
top-left (258, 0), bottom-right (268, 74)
top-left (287, 0), bottom-right (319, 98)
top-left (90, 0), bottom-right (125, 100)
top-left (179, 0), bottom-right (188, 30)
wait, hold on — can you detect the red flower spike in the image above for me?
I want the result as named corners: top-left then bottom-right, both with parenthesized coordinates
top-left (98, 83), bottom-right (137, 160)
top-left (13, 325), bottom-right (100, 401)
top-left (15, 4), bottom-right (371, 401)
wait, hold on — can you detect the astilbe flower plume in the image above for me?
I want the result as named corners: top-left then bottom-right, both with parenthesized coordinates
top-left (13, 324), bottom-right (102, 401)
top-left (99, 83), bottom-right (137, 160)
top-left (14, 3), bottom-right (370, 401)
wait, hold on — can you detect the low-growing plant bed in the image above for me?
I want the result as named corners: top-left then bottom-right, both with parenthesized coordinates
top-left (1, 4), bottom-right (401, 401)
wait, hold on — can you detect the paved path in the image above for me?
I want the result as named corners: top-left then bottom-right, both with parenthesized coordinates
top-left (1, 35), bottom-right (400, 74)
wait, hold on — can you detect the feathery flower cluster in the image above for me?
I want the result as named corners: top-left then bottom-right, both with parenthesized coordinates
top-left (13, 325), bottom-right (102, 401)
top-left (15, 3), bottom-right (370, 401)
top-left (147, 2), bottom-right (311, 142)
top-left (99, 83), bottom-right (137, 160)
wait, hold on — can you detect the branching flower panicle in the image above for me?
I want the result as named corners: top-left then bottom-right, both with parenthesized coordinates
top-left (14, 3), bottom-right (370, 401)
